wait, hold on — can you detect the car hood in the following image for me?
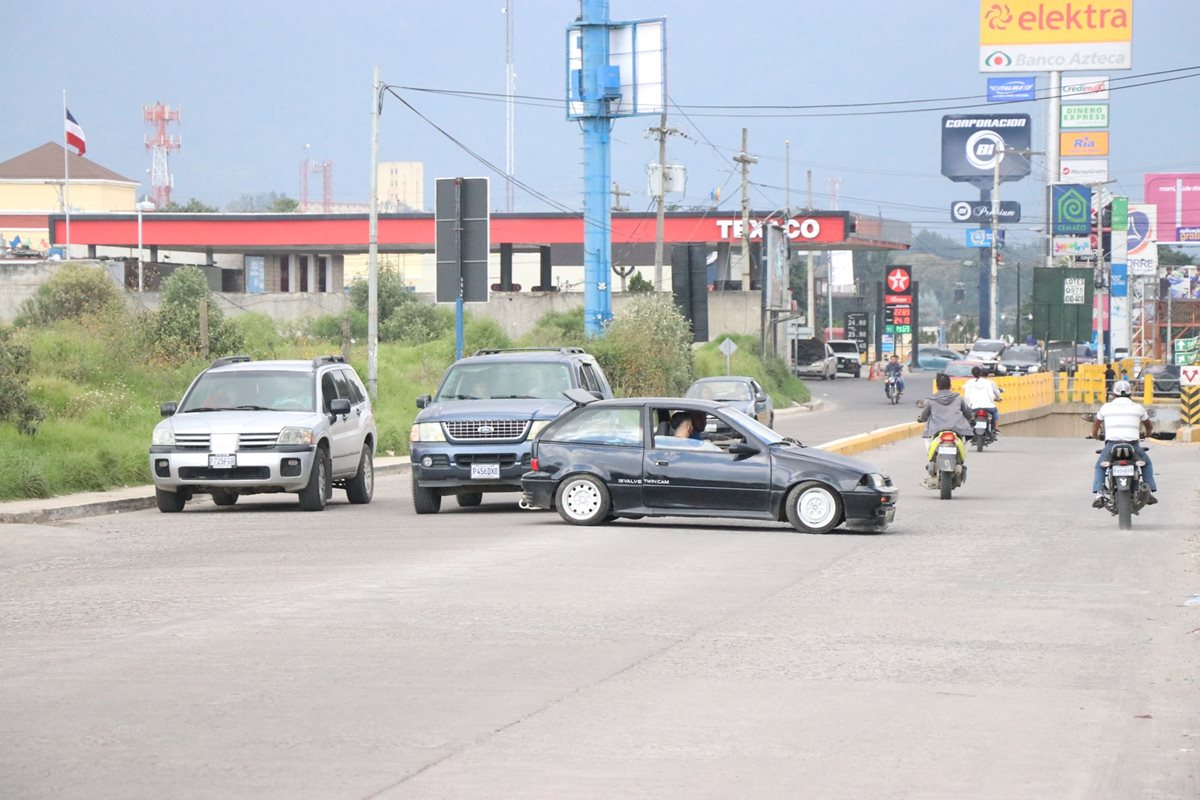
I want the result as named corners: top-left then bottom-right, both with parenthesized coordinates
top-left (416, 398), bottom-right (572, 422)
top-left (774, 443), bottom-right (883, 476)
top-left (159, 409), bottom-right (325, 433)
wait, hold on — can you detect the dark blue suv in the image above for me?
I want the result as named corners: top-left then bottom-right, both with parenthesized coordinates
top-left (409, 348), bottom-right (613, 513)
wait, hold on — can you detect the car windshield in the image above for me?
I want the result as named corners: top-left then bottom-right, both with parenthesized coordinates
top-left (971, 341), bottom-right (1005, 353)
top-left (944, 362), bottom-right (977, 376)
top-left (1001, 347), bottom-right (1040, 363)
top-left (435, 362), bottom-right (573, 401)
top-left (1076, 345), bottom-right (1094, 357)
top-left (686, 380), bottom-right (751, 401)
top-left (827, 342), bottom-right (858, 354)
top-left (795, 342), bottom-right (826, 360)
top-left (180, 370), bottom-right (314, 412)
top-left (733, 410), bottom-right (787, 446)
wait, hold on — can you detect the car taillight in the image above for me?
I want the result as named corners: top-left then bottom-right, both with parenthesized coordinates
top-left (530, 457), bottom-right (539, 472)
top-left (939, 432), bottom-right (957, 443)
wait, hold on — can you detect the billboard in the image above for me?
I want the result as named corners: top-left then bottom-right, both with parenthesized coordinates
top-left (1127, 204), bottom-right (1158, 277)
top-left (941, 114), bottom-right (1032, 186)
top-left (1142, 173), bottom-right (1200, 244)
top-left (567, 18), bottom-right (665, 119)
top-left (1052, 185), bottom-right (1092, 235)
top-left (979, 1), bottom-right (1132, 72)
top-left (1060, 103), bottom-right (1109, 128)
top-left (1059, 131), bottom-right (1110, 157)
top-left (1059, 159), bottom-right (1108, 183)
top-left (761, 223), bottom-right (790, 312)
top-left (986, 76), bottom-right (1036, 101)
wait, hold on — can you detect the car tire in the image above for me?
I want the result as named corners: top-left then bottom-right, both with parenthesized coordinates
top-left (554, 474), bottom-right (611, 526)
top-left (345, 445), bottom-right (374, 504)
top-left (412, 472), bottom-right (442, 514)
top-left (298, 447), bottom-right (330, 511)
top-left (784, 481), bottom-right (842, 534)
top-left (156, 488), bottom-right (186, 513)
top-left (830, 368), bottom-right (836, 381)
top-left (767, 413), bottom-right (775, 429)
top-left (210, 490), bottom-right (237, 507)
top-left (456, 492), bottom-right (483, 508)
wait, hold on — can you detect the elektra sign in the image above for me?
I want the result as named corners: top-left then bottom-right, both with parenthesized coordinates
top-left (979, 1), bottom-right (1133, 73)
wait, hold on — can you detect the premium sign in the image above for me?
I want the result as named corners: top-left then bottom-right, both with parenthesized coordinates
top-left (1143, 173), bottom-right (1200, 244)
top-left (1060, 103), bottom-right (1109, 128)
top-left (1061, 75), bottom-right (1110, 100)
top-left (1059, 131), bottom-right (1110, 156)
top-left (951, 200), bottom-right (1022, 223)
top-left (1059, 158), bottom-right (1108, 183)
top-left (987, 76), bottom-right (1036, 101)
top-left (941, 114), bottom-right (1032, 185)
top-left (979, 1), bottom-right (1132, 73)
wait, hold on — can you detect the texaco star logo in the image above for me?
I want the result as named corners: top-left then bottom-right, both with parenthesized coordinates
top-left (887, 268), bottom-right (911, 293)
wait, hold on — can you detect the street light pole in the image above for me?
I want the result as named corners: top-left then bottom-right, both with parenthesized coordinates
top-left (135, 199), bottom-right (155, 293)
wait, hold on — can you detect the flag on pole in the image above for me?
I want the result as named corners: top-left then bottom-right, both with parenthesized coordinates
top-left (65, 108), bottom-right (86, 156)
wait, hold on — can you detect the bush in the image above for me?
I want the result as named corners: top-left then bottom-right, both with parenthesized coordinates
top-left (308, 310), bottom-right (368, 343)
top-left (347, 266), bottom-right (415, 322)
top-left (590, 294), bottom-right (692, 396)
top-left (627, 272), bottom-right (655, 292)
top-left (16, 262), bottom-right (123, 326)
top-left (0, 326), bottom-right (44, 435)
top-left (520, 307), bottom-right (586, 348)
top-left (693, 333), bottom-right (810, 406)
top-left (141, 267), bottom-right (243, 361)
top-left (228, 313), bottom-right (285, 359)
top-left (381, 302), bottom-right (453, 344)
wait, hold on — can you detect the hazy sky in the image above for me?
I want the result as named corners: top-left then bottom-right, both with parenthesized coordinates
top-left (5, 1), bottom-right (1198, 243)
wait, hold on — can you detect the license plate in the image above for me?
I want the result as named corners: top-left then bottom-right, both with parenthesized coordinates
top-left (208, 454), bottom-right (236, 469)
top-left (974, 421), bottom-right (987, 430)
top-left (937, 445), bottom-right (957, 454)
top-left (1111, 464), bottom-right (1136, 476)
top-left (471, 463), bottom-right (501, 480)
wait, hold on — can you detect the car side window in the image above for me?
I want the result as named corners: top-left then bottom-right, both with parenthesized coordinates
top-left (549, 407), bottom-right (642, 446)
top-left (578, 363), bottom-right (600, 393)
top-left (341, 369), bottom-right (366, 405)
top-left (321, 372), bottom-right (341, 412)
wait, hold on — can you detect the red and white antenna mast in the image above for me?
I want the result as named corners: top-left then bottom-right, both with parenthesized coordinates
top-left (300, 156), bottom-right (333, 213)
top-left (144, 102), bottom-right (182, 208)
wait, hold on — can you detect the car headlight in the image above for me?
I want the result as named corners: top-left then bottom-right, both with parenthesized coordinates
top-left (409, 422), bottom-right (446, 443)
top-left (152, 426), bottom-right (174, 446)
top-left (1026, 365), bottom-right (1040, 373)
top-left (996, 364), bottom-right (1007, 373)
top-left (865, 473), bottom-right (890, 490)
top-left (277, 427), bottom-right (314, 446)
top-left (527, 419), bottom-right (551, 439)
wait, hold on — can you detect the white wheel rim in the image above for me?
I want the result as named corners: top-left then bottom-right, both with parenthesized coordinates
top-left (797, 488), bottom-right (836, 528)
top-left (562, 479), bottom-right (601, 520)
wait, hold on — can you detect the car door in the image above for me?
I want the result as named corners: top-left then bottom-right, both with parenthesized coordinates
top-left (321, 369), bottom-right (357, 475)
top-left (642, 409), bottom-right (772, 514)
top-left (338, 368), bottom-right (374, 470)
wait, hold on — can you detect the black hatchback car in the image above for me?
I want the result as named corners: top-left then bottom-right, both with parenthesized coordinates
top-left (520, 392), bottom-right (897, 534)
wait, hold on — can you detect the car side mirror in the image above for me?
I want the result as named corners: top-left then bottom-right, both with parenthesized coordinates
top-left (416, 394), bottom-right (431, 409)
top-left (728, 442), bottom-right (760, 458)
top-left (329, 398), bottom-right (351, 418)
top-left (755, 392), bottom-right (767, 403)
top-left (160, 401), bottom-right (177, 417)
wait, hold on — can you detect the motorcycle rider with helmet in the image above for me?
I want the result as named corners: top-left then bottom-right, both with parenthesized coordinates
top-left (1091, 379), bottom-right (1158, 507)
top-left (962, 365), bottom-right (1002, 434)
top-left (883, 354), bottom-right (905, 398)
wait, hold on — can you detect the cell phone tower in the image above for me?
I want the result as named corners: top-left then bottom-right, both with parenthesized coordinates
top-left (144, 102), bottom-right (182, 208)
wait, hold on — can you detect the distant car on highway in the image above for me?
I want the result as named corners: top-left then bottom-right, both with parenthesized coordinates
top-left (684, 376), bottom-right (774, 427)
top-left (1134, 364), bottom-right (1182, 397)
top-left (792, 338), bottom-right (838, 381)
top-left (942, 359), bottom-right (989, 379)
top-left (521, 393), bottom-right (897, 533)
top-left (825, 339), bottom-right (864, 377)
top-left (916, 346), bottom-right (963, 372)
top-left (999, 345), bottom-right (1043, 375)
top-left (965, 338), bottom-right (1008, 375)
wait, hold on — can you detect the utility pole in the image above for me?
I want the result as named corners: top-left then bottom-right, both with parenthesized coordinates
top-left (367, 66), bottom-right (382, 399)
top-left (611, 182), bottom-right (630, 212)
top-left (649, 111), bottom-right (680, 290)
top-left (806, 170), bottom-right (815, 335)
top-left (733, 127), bottom-right (757, 291)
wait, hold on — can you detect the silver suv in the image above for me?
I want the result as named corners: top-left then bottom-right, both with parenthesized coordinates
top-left (150, 355), bottom-right (376, 512)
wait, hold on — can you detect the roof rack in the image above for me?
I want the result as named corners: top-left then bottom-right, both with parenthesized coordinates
top-left (210, 355), bottom-right (252, 368)
top-left (312, 354), bottom-right (347, 367)
top-left (472, 347), bottom-right (587, 357)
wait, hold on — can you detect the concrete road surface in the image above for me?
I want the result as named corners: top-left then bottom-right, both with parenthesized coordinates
top-left (1, 433), bottom-right (1197, 798)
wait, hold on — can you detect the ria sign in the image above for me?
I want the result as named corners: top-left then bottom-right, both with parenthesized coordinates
top-left (979, 1), bottom-right (1133, 73)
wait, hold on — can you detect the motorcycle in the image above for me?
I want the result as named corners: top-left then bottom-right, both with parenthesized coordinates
top-left (1083, 413), bottom-right (1155, 531)
top-left (884, 375), bottom-right (901, 405)
top-left (925, 429), bottom-right (967, 500)
top-left (969, 407), bottom-right (997, 451)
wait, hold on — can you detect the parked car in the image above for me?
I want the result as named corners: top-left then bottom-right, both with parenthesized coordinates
top-left (916, 346), bottom-right (964, 372)
top-left (792, 338), bottom-right (838, 381)
top-left (1046, 341), bottom-right (1096, 372)
top-left (149, 355), bottom-right (376, 513)
top-left (1134, 364), bottom-right (1182, 397)
top-left (999, 345), bottom-right (1043, 375)
top-left (409, 347), bottom-right (614, 514)
top-left (521, 392), bottom-right (897, 534)
top-left (684, 376), bottom-right (774, 427)
top-left (825, 339), bottom-right (864, 377)
top-left (965, 338), bottom-right (1008, 375)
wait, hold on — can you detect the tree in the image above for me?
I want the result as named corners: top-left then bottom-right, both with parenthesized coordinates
top-left (627, 273), bottom-right (655, 292)
top-left (0, 326), bottom-right (44, 435)
top-left (226, 192), bottom-right (299, 213)
top-left (347, 266), bottom-right (414, 323)
top-left (143, 266), bottom-right (242, 361)
top-left (15, 262), bottom-right (123, 326)
top-left (160, 198), bottom-right (219, 213)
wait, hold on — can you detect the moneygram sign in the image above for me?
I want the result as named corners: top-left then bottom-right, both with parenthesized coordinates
top-left (979, 1), bottom-right (1133, 73)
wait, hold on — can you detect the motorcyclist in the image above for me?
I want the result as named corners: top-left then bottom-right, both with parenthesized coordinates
top-left (962, 365), bottom-right (1002, 433)
top-left (883, 354), bottom-right (905, 397)
top-left (917, 373), bottom-right (975, 484)
top-left (1090, 379), bottom-right (1158, 507)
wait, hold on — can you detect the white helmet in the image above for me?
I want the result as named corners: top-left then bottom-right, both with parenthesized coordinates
top-left (1112, 379), bottom-right (1132, 397)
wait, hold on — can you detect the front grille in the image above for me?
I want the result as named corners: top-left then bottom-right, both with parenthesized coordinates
top-left (175, 432), bottom-right (211, 449)
top-left (238, 432), bottom-right (280, 449)
top-left (444, 419), bottom-right (530, 441)
top-left (452, 453), bottom-right (522, 468)
top-left (179, 467), bottom-right (271, 481)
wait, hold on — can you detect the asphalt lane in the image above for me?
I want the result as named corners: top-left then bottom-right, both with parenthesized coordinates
top-left (782, 370), bottom-right (930, 444)
top-left (1, 390), bottom-right (1198, 798)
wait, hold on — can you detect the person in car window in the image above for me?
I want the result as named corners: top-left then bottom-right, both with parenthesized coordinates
top-left (662, 411), bottom-right (719, 450)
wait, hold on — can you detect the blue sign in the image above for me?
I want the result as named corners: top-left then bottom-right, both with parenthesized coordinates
top-left (1110, 263), bottom-right (1128, 297)
top-left (965, 228), bottom-right (1005, 248)
top-left (1052, 184), bottom-right (1092, 235)
top-left (987, 76), bottom-right (1036, 102)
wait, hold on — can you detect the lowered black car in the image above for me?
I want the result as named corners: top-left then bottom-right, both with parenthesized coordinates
top-left (520, 393), bottom-right (897, 533)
